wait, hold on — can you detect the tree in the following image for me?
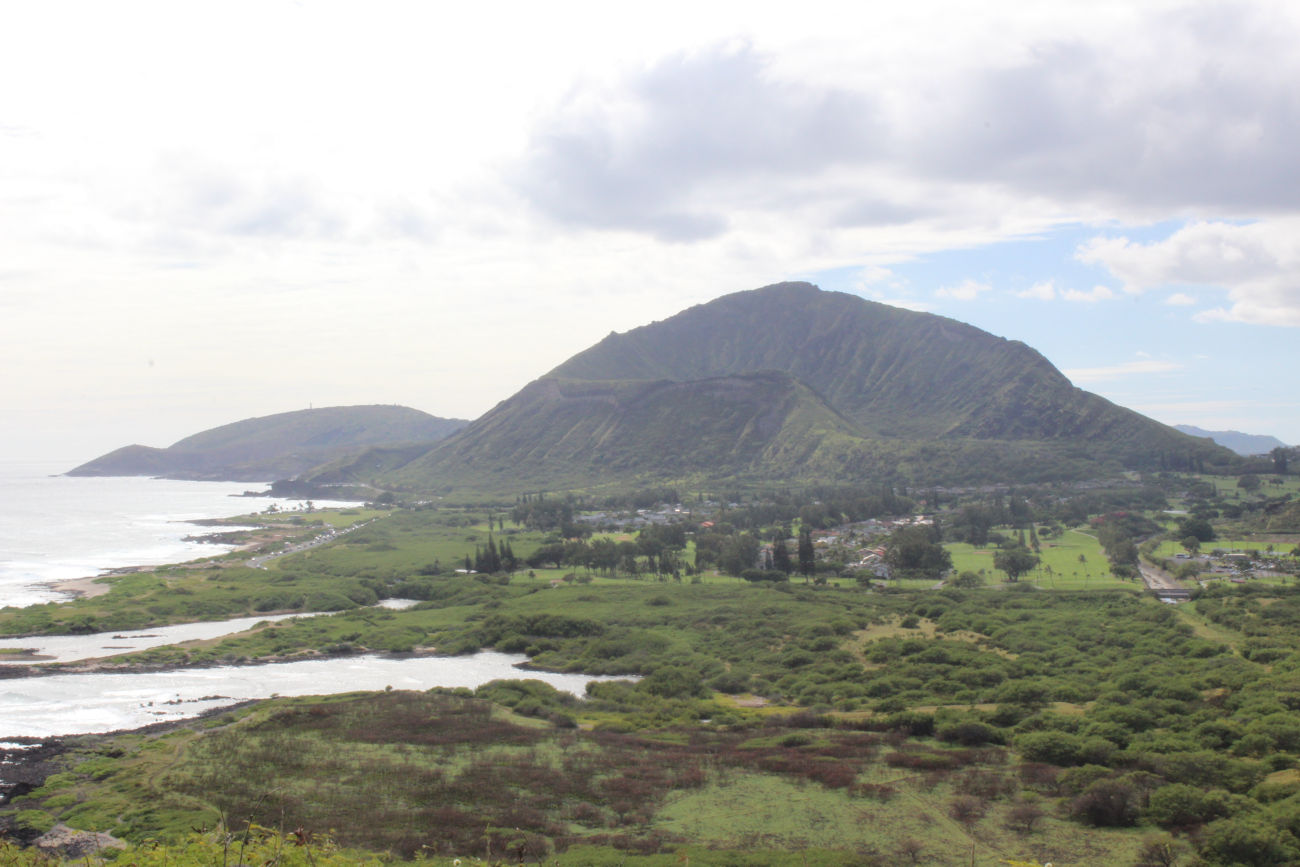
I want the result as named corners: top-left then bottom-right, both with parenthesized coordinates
top-left (952, 504), bottom-right (996, 546)
top-left (994, 545), bottom-right (1039, 583)
top-left (1273, 446), bottom-right (1290, 474)
top-left (1181, 536), bottom-right (1201, 556)
top-left (1005, 801), bottom-right (1044, 834)
top-left (1107, 538), bottom-right (1140, 579)
top-left (1180, 514), bottom-right (1216, 543)
top-left (718, 534), bottom-right (760, 577)
top-left (949, 795), bottom-right (985, 827)
top-left (797, 526), bottom-right (815, 579)
top-left (1238, 473), bottom-right (1262, 493)
top-left (896, 837), bottom-right (925, 865)
top-left (883, 524), bottom-right (952, 581)
top-left (527, 543), bottom-right (567, 569)
top-left (771, 533), bottom-right (793, 575)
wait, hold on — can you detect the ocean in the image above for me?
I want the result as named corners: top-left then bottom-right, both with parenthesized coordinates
top-left (0, 460), bottom-right (328, 608)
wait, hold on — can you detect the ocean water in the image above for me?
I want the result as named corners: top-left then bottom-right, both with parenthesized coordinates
top-left (0, 460), bottom-right (352, 608)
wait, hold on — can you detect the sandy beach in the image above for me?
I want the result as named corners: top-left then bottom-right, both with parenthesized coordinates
top-left (49, 575), bottom-right (112, 599)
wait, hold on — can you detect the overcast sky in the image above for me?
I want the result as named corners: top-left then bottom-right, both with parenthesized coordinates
top-left (3, 0), bottom-right (1298, 464)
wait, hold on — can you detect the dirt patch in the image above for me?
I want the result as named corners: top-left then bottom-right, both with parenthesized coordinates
top-left (48, 576), bottom-right (111, 599)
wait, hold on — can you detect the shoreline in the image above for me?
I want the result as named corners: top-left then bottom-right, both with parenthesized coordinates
top-left (22, 506), bottom-right (358, 607)
top-left (2, 469), bottom-right (367, 613)
top-left (47, 575), bottom-right (113, 600)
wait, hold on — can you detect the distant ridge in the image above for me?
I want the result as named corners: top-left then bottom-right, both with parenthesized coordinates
top-left (1174, 425), bottom-right (1289, 456)
top-left (68, 405), bottom-right (468, 482)
top-left (312, 283), bottom-right (1240, 491)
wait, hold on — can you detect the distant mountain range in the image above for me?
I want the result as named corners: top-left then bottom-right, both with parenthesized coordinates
top-left (307, 283), bottom-right (1238, 491)
top-left (1173, 425), bottom-right (1289, 457)
top-left (74, 284), bottom-right (1243, 491)
top-left (67, 405), bottom-right (468, 482)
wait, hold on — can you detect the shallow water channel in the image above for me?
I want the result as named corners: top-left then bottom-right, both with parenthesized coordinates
top-left (0, 603), bottom-right (626, 739)
top-left (0, 650), bottom-right (621, 738)
top-left (0, 613), bottom-right (316, 664)
top-left (0, 599), bottom-right (417, 665)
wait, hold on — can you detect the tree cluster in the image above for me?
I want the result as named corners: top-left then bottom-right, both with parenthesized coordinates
top-left (883, 525), bottom-right (952, 580)
top-left (470, 534), bottom-right (517, 574)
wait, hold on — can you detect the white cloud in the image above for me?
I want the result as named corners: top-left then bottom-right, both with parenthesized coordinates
top-left (512, 45), bottom-right (882, 241)
top-left (1192, 308), bottom-right (1232, 324)
top-left (936, 279), bottom-right (991, 301)
top-left (1064, 360), bottom-right (1182, 383)
top-left (1017, 280), bottom-right (1056, 300)
top-left (1078, 219), bottom-right (1300, 326)
top-left (1062, 285), bottom-right (1116, 303)
top-left (512, 5), bottom-right (1300, 244)
top-left (4, 1), bottom-right (1300, 458)
top-left (854, 265), bottom-right (897, 287)
top-left (1165, 292), bottom-right (1196, 306)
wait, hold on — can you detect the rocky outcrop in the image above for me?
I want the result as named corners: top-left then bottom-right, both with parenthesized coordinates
top-left (33, 824), bottom-right (127, 859)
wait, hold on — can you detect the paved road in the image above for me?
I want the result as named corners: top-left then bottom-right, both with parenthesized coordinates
top-left (249, 519), bottom-right (374, 569)
top-left (1139, 559), bottom-right (1190, 597)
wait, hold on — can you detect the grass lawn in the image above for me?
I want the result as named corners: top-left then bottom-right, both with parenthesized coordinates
top-left (1177, 601), bottom-right (1246, 652)
top-left (1151, 538), bottom-right (1300, 564)
top-left (1192, 474), bottom-right (1299, 498)
top-left (947, 529), bottom-right (1132, 590)
top-left (299, 507), bottom-right (392, 529)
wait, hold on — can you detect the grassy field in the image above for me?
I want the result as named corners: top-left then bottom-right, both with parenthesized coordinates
top-left (946, 529), bottom-right (1133, 590)
top-left (655, 770), bottom-right (1147, 866)
top-left (1184, 473), bottom-right (1300, 500)
top-left (7, 548), bottom-right (1294, 864)
top-left (13, 690), bottom-right (1156, 866)
top-left (9, 493), bottom-right (1300, 865)
top-left (1152, 537), bottom-right (1300, 558)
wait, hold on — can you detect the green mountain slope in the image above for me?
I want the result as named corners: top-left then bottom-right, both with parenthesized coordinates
top-left (320, 283), bottom-right (1235, 491)
top-left (556, 282), bottom-right (1159, 441)
top-left (67, 405), bottom-right (468, 482)
top-left (319, 372), bottom-right (873, 491)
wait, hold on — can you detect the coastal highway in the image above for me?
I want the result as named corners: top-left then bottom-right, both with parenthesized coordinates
top-left (248, 519), bottom-right (374, 569)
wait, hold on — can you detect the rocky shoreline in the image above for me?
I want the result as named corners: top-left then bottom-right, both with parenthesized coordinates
top-left (0, 701), bottom-right (265, 855)
top-left (0, 738), bottom-right (66, 807)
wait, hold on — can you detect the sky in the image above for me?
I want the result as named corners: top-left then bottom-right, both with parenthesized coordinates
top-left (2, 0), bottom-right (1298, 465)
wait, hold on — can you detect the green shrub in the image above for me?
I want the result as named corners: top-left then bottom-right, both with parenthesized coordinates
top-left (1147, 783), bottom-right (1226, 827)
top-left (1069, 779), bottom-right (1139, 827)
top-left (1016, 730), bottom-right (1086, 766)
top-left (936, 720), bottom-right (1003, 746)
top-left (40, 793), bottom-right (78, 810)
top-left (1199, 816), bottom-right (1300, 866)
top-left (14, 810), bottom-right (55, 834)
